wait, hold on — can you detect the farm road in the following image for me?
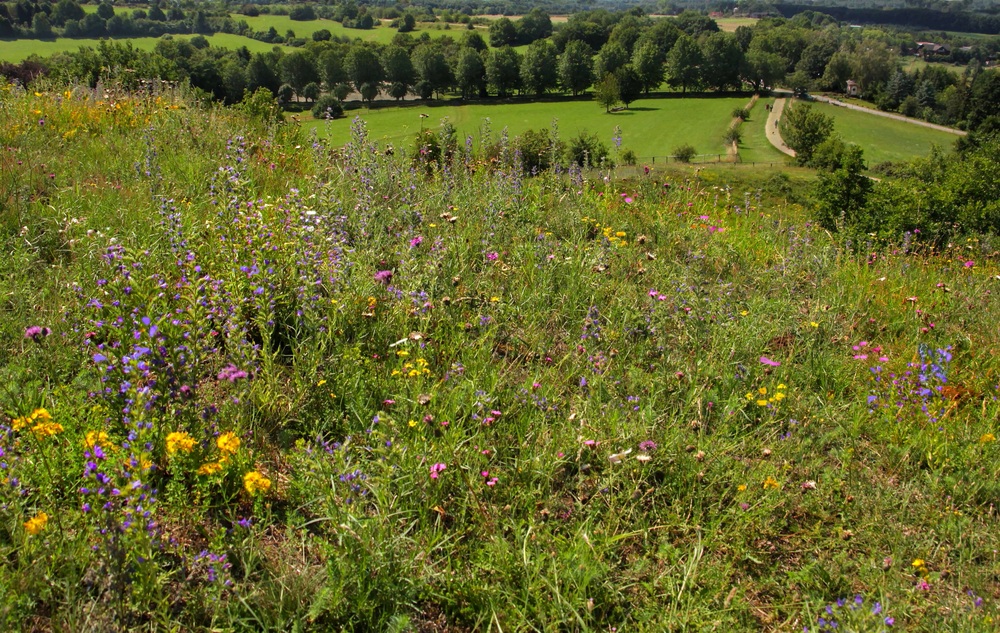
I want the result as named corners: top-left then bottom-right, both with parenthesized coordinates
top-left (765, 96), bottom-right (796, 157)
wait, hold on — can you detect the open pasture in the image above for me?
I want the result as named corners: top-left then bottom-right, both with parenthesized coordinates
top-left (807, 100), bottom-right (961, 164)
top-left (310, 95), bottom-right (750, 159)
top-left (0, 33), bottom-right (280, 62)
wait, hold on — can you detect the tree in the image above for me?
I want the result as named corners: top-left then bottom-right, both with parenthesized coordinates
top-left (381, 45), bottom-right (416, 93)
top-left (780, 102), bottom-right (835, 166)
top-left (489, 17), bottom-right (517, 48)
top-left (515, 9), bottom-right (552, 45)
top-left (96, 2), bottom-right (114, 20)
top-left (413, 45), bottom-right (452, 100)
top-left (814, 144), bottom-right (871, 231)
top-left (559, 40), bottom-right (594, 96)
top-left (594, 73), bottom-right (619, 112)
top-left (359, 81), bottom-right (379, 105)
top-left (701, 32), bottom-right (743, 92)
top-left (851, 40), bottom-right (895, 95)
top-left (631, 40), bottom-right (664, 95)
top-left (520, 40), bottom-right (558, 97)
top-left (311, 94), bottom-right (343, 119)
top-left (743, 49), bottom-right (786, 93)
top-left (615, 66), bottom-right (642, 108)
top-left (302, 82), bottom-right (321, 102)
top-left (486, 46), bottom-right (521, 97)
top-left (312, 29), bottom-right (331, 42)
top-left (673, 10), bottom-right (719, 38)
top-left (246, 53), bottom-right (280, 95)
top-left (280, 50), bottom-right (319, 97)
top-left (52, 0), bottom-right (85, 27)
top-left (32, 13), bottom-right (54, 39)
top-left (666, 34), bottom-right (703, 93)
top-left (464, 31), bottom-right (488, 52)
top-left (346, 46), bottom-right (384, 93)
top-left (593, 42), bottom-right (628, 80)
top-left (821, 51), bottom-right (853, 93)
top-left (318, 50), bottom-right (347, 90)
top-left (399, 14), bottom-right (415, 33)
top-left (455, 48), bottom-right (486, 99)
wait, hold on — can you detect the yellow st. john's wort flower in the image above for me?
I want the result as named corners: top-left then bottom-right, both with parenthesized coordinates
top-left (31, 422), bottom-right (64, 439)
top-left (13, 408), bottom-right (52, 430)
top-left (243, 471), bottom-right (272, 495)
top-left (197, 461), bottom-right (224, 476)
top-left (24, 512), bottom-right (48, 536)
top-left (166, 431), bottom-right (197, 455)
top-left (217, 431), bottom-right (241, 456)
top-left (84, 431), bottom-right (109, 449)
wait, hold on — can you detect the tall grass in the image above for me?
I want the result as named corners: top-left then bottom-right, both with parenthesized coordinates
top-left (0, 80), bottom-right (998, 631)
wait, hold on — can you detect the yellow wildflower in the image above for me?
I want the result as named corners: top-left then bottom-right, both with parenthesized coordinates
top-left (197, 461), bottom-right (223, 476)
top-left (756, 400), bottom-right (769, 407)
top-left (810, 322), bottom-right (819, 328)
top-left (408, 419), bottom-right (418, 428)
top-left (84, 431), bottom-right (109, 449)
top-left (31, 422), bottom-right (64, 439)
top-left (737, 484), bottom-right (747, 492)
top-left (243, 471), bottom-right (272, 495)
top-left (980, 433), bottom-right (996, 444)
top-left (24, 512), bottom-right (48, 536)
top-left (166, 431), bottom-right (197, 455)
top-left (763, 476), bottom-right (781, 490)
top-left (217, 432), bottom-right (241, 456)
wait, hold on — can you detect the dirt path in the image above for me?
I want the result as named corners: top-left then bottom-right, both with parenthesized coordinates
top-left (765, 97), bottom-right (796, 158)
top-left (809, 95), bottom-right (966, 136)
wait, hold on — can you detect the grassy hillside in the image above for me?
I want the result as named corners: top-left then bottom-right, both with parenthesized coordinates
top-left (1, 81), bottom-right (998, 631)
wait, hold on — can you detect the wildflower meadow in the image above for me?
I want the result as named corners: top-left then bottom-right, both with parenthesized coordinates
top-left (1, 82), bottom-right (999, 631)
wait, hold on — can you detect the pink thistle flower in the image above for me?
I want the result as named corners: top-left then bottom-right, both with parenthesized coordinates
top-left (429, 463), bottom-right (446, 479)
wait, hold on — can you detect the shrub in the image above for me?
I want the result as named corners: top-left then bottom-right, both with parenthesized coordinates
top-left (620, 148), bottom-right (637, 166)
top-left (514, 128), bottom-right (564, 174)
top-left (723, 127), bottom-right (742, 145)
top-left (565, 132), bottom-right (611, 167)
top-left (311, 94), bottom-right (343, 119)
top-left (731, 107), bottom-right (749, 120)
top-left (672, 144), bottom-right (697, 163)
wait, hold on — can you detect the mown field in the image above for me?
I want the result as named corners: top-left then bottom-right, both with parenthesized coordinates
top-left (232, 14), bottom-right (472, 44)
top-left (310, 95), bottom-right (753, 160)
top-left (803, 100), bottom-right (962, 165)
top-left (1, 81), bottom-right (998, 632)
top-left (0, 33), bottom-right (281, 62)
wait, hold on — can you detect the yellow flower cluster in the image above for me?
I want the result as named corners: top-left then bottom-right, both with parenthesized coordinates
top-left (217, 432), bottom-right (241, 456)
top-left (763, 476), bottom-right (781, 490)
top-left (13, 408), bottom-right (51, 430)
top-left (84, 431), bottom-right (110, 449)
top-left (243, 471), bottom-right (272, 496)
top-left (746, 384), bottom-right (787, 407)
top-left (912, 558), bottom-right (929, 577)
top-left (14, 408), bottom-right (64, 439)
top-left (24, 511), bottom-right (48, 536)
top-left (392, 357), bottom-right (431, 378)
top-left (980, 433), bottom-right (996, 444)
top-left (196, 432), bottom-right (241, 475)
top-left (166, 431), bottom-right (197, 455)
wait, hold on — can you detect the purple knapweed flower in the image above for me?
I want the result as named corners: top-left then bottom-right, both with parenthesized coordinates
top-left (24, 326), bottom-right (51, 341)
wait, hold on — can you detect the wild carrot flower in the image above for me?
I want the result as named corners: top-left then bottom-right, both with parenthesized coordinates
top-left (243, 471), bottom-right (272, 495)
top-left (217, 432), bottom-right (241, 456)
top-left (166, 431), bottom-right (197, 455)
top-left (24, 512), bottom-right (48, 535)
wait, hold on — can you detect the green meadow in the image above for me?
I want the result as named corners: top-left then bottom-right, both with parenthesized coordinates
top-left (231, 14), bottom-right (469, 44)
top-left (806, 100), bottom-right (961, 165)
top-left (0, 33), bottom-right (281, 62)
top-left (309, 95), bottom-right (752, 159)
top-left (2, 82), bottom-right (998, 631)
